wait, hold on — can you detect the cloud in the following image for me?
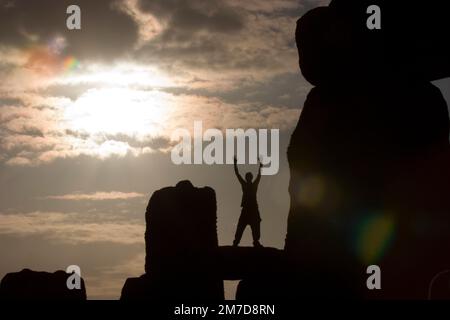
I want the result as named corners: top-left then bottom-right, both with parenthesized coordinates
top-left (42, 191), bottom-right (146, 201)
top-left (0, 211), bottom-right (144, 244)
top-left (5, 156), bottom-right (32, 166)
top-left (226, 0), bottom-right (306, 13)
top-left (85, 252), bottom-right (145, 299)
top-left (118, 0), bottom-right (167, 49)
top-left (134, 5), bottom-right (299, 86)
top-left (0, 0), bottom-right (139, 61)
top-left (1, 85), bottom-right (299, 166)
top-left (0, 232), bottom-right (145, 299)
top-left (0, 0), bottom-right (313, 167)
top-left (137, 0), bottom-right (244, 34)
top-left (0, 0), bottom-right (324, 92)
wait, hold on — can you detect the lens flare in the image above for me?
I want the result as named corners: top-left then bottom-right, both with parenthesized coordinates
top-left (354, 212), bottom-right (395, 265)
top-left (298, 175), bottom-right (326, 208)
top-left (63, 56), bottom-right (80, 72)
top-left (23, 35), bottom-right (79, 76)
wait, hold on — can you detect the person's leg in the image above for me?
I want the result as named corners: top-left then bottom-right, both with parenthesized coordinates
top-left (233, 216), bottom-right (247, 246)
top-left (251, 221), bottom-right (262, 247)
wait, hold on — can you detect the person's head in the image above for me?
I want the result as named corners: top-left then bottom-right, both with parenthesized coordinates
top-left (245, 172), bottom-right (253, 183)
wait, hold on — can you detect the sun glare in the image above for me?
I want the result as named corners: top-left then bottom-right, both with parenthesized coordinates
top-left (64, 87), bottom-right (172, 137)
top-left (61, 63), bottom-right (177, 140)
top-left (59, 63), bottom-right (174, 88)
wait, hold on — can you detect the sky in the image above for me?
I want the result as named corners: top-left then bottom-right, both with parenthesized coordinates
top-left (0, 0), bottom-right (449, 299)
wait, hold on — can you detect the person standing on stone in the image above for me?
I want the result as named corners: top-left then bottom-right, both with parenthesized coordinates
top-left (233, 156), bottom-right (263, 247)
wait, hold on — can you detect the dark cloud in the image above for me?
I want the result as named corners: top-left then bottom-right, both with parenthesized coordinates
top-left (161, 72), bottom-right (311, 111)
top-left (98, 133), bottom-right (172, 150)
top-left (8, 127), bottom-right (44, 137)
top-left (64, 129), bottom-right (90, 140)
top-left (0, 98), bottom-right (22, 106)
top-left (0, 0), bottom-right (328, 77)
top-left (133, 0), bottom-right (300, 77)
top-left (42, 83), bottom-right (96, 101)
top-left (138, 0), bottom-right (244, 34)
top-left (0, 0), bottom-right (138, 60)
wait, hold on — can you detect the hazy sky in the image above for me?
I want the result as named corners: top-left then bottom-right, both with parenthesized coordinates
top-left (0, 0), bottom-right (449, 299)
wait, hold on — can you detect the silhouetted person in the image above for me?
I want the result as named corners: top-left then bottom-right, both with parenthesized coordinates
top-left (233, 157), bottom-right (263, 247)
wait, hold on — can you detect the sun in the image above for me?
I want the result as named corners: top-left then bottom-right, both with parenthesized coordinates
top-left (63, 64), bottom-right (175, 138)
top-left (65, 87), bottom-right (171, 137)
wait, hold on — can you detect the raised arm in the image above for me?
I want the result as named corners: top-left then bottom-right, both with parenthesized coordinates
top-left (234, 156), bottom-right (245, 185)
top-left (254, 160), bottom-right (263, 186)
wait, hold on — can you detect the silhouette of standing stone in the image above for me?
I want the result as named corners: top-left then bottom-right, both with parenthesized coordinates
top-left (328, 0), bottom-right (450, 81)
top-left (286, 2), bottom-right (450, 299)
top-left (217, 246), bottom-right (284, 280)
top-left (121, 180), bottom-right (224, 300)
top-left (0, 269), bottom-right (86, 300)
top-left (217, 246), bottom-right (285, 301)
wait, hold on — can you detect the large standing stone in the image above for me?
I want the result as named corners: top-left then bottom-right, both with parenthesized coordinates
top-left (286, 1), bottom-right (450, 299)
top-left (0, 269), bottom-right (86, 300)
top-left (122, 180), bottom-right (223, 300)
